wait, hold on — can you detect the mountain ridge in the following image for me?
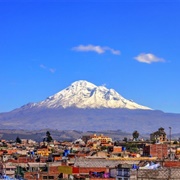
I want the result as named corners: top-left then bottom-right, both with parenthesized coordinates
top-left (22, 80), bottom-right (151, 110)
top-left (0, 107), bottom-right (179, 133)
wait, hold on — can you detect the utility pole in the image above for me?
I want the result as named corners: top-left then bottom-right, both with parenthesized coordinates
top-left (169, 127), bottom-right (172, 160)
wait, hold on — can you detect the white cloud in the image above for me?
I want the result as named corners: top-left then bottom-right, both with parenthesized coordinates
top-left (134, 53), bottom-right (165, 64)
top-left (49, 68), bottom-right (56, 73)
top-left (40, 64), bottom-right (46, 69)
top-left (72, 44), bottom-right (120, 55)
top-left (40, 64), bottom-right (56, 73)
top-left (109, 49), bottom-right (121, 55)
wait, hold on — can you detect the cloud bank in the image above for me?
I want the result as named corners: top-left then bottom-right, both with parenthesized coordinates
top-left (72, 44), bottom-right (120, 55)
top-left (134, 53), bottom-right (165, 64)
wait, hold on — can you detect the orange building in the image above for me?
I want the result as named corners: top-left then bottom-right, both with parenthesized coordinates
top-left (113, 146), bottom-right (122, 153)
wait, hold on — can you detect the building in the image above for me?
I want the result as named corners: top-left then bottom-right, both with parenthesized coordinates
top-left (37, 148), bottom-right (51, 157)
top-left (143, 144), bottom-right (168, 160)
top-left (0, 163), bottom-right (16, 179)
top-left (150, 127), bottom-right (167, 143)
top-left (90, 134), bottom-right (112, 144)
top-left (116, 164), bottom-right (131, 180)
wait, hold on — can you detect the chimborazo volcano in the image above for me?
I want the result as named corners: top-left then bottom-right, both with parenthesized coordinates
top-left (0, 80), bottom-right (179, 133)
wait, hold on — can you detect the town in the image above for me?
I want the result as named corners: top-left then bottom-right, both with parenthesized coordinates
top-left (0, 127), bottom-right (180, 180)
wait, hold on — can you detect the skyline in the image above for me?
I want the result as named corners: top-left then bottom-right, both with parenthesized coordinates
top-left (1, 1), bottom-right (180, 113)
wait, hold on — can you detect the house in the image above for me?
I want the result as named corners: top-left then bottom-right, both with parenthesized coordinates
top-left (37, 148), bottom-right (51, 157)
top-left (0, 162), bottom-right (16, 178)
top-left (116, 164), bottom-right (132, 180)
top-left (150, 127), bottom-right (167, 143)
top-left (89, 134), bottom-right (112, 144)
top-left (73, 158), bottom-right (139, 179)
top-left (143, 144), bottom-right (168, 160)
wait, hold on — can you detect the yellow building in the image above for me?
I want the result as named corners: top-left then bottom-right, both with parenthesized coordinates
top-left (90, 134), bottom-right (112, 144)
top-left (37, 148), bottom-right (51, 156)
top-left (176, 148), bottom-right (180, 155)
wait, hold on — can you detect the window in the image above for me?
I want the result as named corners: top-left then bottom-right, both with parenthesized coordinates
top-left (117, 169), bottom-right (130, 177)
top-left (117, 169), bottom-right (123, 176)
top-left (48, 176), bottom-right (54, 179)
top-left (43, 176), bottom-right (54, 179)
top-left (124, 169), bottom-right (130, 177)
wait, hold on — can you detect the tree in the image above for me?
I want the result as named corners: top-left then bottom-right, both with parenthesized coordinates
top-left (16, 136), bottom-right (22, 144)
top-left (132, 130), bottom-right (139, 141)
top-left (123, 137), bottom-right (128, 142)
top-left (43, 131), bottom-right (53, 143)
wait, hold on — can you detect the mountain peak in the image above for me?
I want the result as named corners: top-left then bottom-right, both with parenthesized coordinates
top-left (30, 80), bottom-right (151, 110)
top-left (71, 80), bottom-right (96, 88)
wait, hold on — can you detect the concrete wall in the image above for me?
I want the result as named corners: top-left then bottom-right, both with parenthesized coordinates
top-left (131, 168), bottom-right (180, 180)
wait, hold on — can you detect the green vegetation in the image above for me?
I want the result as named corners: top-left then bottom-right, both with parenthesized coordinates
top-left (16, 136), bottom-right (22, 144)
top-left (125, 142), bottom-right (140, 153)
top-left (43, 131), bottom-right (53, 143)
top-left (132, 130), bottom-right (139, 141)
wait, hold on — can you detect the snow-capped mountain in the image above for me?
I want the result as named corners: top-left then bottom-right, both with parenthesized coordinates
top-left (1, 80), bottom-right (180, 133)
top-left (29, 80), bottom-right (151, 110)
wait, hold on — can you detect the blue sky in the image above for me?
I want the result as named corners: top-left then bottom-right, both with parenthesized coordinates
top-left (0, 0), bottom-right (180, 113)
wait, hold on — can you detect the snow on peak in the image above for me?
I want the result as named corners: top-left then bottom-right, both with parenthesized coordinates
top-left (71, 80), bottom-right (96, 88)
top-left (33, 80), bottom-right (151, 110)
